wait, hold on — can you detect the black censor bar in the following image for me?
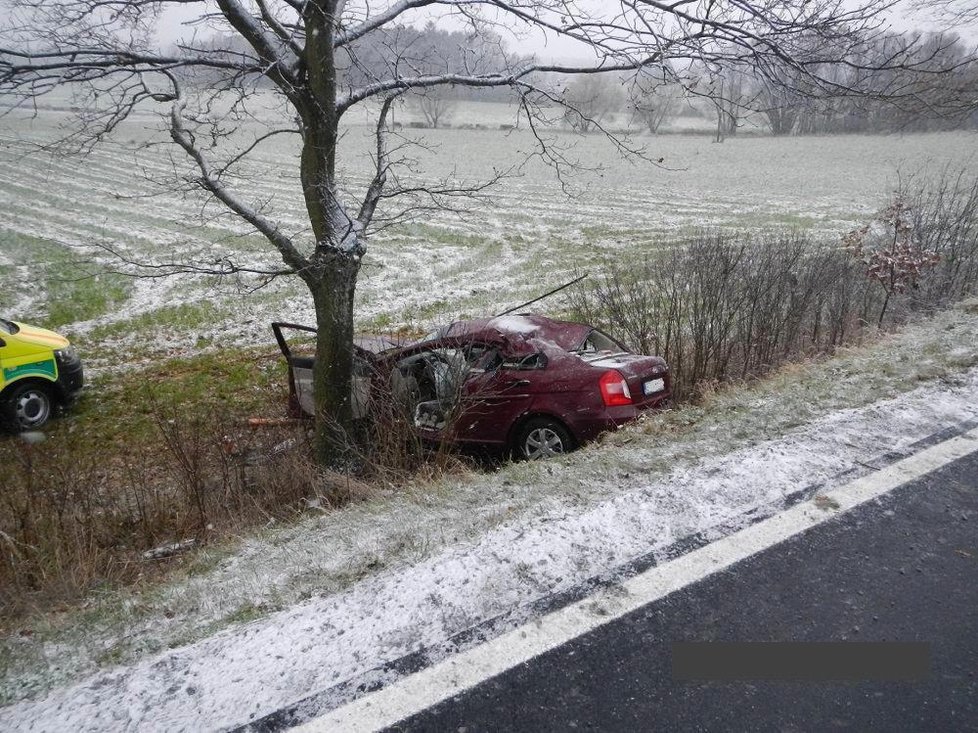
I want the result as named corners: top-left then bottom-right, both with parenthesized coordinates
top-left (672, 642), bottom-right (930, 681)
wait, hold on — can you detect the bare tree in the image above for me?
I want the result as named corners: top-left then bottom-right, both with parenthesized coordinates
top-left (628, 68), bottom-right (684, 134)
top-left (397, 21), bottom-right (504, 127)
top-left (561, 74), bottom-right (625, 133)
top-left (913, 0), bottom-right (978, 27)
top-left (704, 67), bottom-right (754, 141)
top-left (0, 0), bottom-right (962, 467)
top-left (758, 86), bottom-right (801, 135)
top-left (755, 68), bottom-right (807, 135)
top-left (777, 30), bottom-right (978, 134)
top-left (411, 87), bottom-right (455, 127)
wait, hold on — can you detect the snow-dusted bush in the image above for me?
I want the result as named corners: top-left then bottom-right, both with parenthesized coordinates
top-left (901, 169), bottom-right (978, 307)
top-left (569, 169), bottom-right (978, 400)
top-left (569, 232), bottom-right (878, 399)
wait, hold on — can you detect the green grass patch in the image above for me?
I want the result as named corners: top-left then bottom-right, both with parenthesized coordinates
top-left (580, 224), bottom-right (655, 243)
top-left (0, 266), bottom-right (16, 310)
top-left (0, 229), bottom-right (133, 327)
top-left (396, 222), bottom-right (491, 248)
top-left (358, 311), bottom-right (395, 331)
top-left (89, 301), bottom-right (223, 340)
top-left (50, 346), bottom-right (287, 450)
top-left (42, 266), bottom-right (131, 329)
top-left (0, 229), bottom-right (70, 262)
top-left (725, 210), bottom-right (827, 230)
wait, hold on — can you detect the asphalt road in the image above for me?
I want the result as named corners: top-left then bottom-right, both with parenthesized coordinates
top-left (387, 449), bottom-right (978, 733)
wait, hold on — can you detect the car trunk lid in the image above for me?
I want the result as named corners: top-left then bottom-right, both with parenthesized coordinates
top-left (581, 352), bottom-right (670, 405)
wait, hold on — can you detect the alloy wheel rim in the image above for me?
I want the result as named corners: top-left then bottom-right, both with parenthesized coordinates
top-left (524, 428), bottom-right (564, 459)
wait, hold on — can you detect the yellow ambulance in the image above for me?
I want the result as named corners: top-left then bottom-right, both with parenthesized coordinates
top-left (0, 317), bottom-right (84, 431)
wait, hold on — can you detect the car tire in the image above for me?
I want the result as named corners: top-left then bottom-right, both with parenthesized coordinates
top-left (1, 382), bottom-right (54, 432)
top-left (515, 417), bottom-right (574, 460)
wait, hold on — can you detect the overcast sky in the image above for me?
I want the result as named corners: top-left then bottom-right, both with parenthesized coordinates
top-left (154, 1), bottom-right (971, 62)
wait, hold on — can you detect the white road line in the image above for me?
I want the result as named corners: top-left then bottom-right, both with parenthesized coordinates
top-left (297, 428), bottom-right (978, 733)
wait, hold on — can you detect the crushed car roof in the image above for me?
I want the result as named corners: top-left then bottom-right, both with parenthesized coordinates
top-left (438, 314), bottom-right (592, 352)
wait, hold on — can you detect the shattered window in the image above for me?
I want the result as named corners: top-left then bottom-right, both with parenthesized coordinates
top-left (575, 329), bottom-right (625, 354)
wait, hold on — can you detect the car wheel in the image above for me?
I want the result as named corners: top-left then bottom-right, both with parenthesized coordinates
top-left (516, 417), bottom-right (574, 460)
top-left (1, 382), bottom-right (54, 432)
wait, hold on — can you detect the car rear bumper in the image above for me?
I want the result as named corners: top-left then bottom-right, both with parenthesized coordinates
top-left (569, 391), bottom-right (671, 443)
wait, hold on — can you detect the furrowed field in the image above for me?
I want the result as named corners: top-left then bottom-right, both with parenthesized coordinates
top-left (2, 95), bottom-right (974, 368)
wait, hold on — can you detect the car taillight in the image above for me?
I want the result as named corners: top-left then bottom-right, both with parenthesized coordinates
top-left (599, 369), bottom-right (632, 406)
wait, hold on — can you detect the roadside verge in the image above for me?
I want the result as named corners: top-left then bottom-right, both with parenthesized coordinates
top-left (3, 304), bottom-right (978, 730)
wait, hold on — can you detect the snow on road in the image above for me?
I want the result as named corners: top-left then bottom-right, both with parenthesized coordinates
top-left (4, 370), bottom-right (978, 732)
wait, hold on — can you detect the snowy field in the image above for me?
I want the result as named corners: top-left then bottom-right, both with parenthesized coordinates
top-left (1, 96), bottom-right (975, 369)
top-left (3, 91), bottom-right (978, 726)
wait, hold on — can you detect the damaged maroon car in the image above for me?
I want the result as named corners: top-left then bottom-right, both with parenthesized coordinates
top-left (272, 314), bottom-right (670, 459)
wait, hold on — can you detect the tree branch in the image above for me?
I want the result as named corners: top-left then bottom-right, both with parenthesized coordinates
top-left (337, 55), bottom-right (663, 112)
top-left (167, 76), bottom-right (309, 275)
top-left (335, 0), bottom-right (442, 47)
top-left (214, 0), bottom-right (301, 94)
top-left (357, 93), bottom-right (400, 227)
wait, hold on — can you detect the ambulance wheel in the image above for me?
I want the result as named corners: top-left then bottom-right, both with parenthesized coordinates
top-left (1, 382), bottom-right (54, 432)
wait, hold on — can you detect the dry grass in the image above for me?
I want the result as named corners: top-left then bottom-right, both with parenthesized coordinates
top-left (0, 398), bottom-right (307, 620)
top-left (0, 349), bottom-right (471, 624)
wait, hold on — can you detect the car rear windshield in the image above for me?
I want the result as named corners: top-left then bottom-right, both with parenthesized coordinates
top-left (573, 329), bottom-right (627, 354)
top-left (0, 318), bottom-right (18, 335)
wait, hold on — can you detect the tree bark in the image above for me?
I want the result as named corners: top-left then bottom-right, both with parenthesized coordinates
top-left (308, 251), bottom-right (361, 467)
top-left (299, 1), bottom-right (368, 468)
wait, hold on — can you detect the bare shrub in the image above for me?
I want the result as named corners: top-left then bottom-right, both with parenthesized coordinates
top-left (323, 386), bottom-right (460, 486)
top-left (570, 170), bottom-right (978, 401)
top-left (900, 168), bottom-right (978, 307)
top-left (561, 74), bottom-right (625, 133)
top-left (569, 232), bottom-right (885, 399)
top-left (0, 399), bottom-right (326, 617)
top-left (349, 358), bottom-right (477, 482)
top-left (628, 68), bottom-right (684, 133)
top-left (410, 88), bottom-right (456, 128)
top-left (844, 197), bottom-right (941, 326)
top-left (0, 349), bottom-right (484, 618)
top-left (149, 398), bottom-right (326, 520)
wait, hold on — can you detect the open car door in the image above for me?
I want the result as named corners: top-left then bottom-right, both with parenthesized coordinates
top-left (271, 322), bottom-right (377, 420)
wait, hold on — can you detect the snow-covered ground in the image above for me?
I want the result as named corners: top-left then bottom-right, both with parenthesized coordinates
top-left (3, 354), bottom-right (977, 731)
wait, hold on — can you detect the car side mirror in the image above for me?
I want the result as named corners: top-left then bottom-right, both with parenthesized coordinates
top-left (0, 337), bottom-right (5, 347)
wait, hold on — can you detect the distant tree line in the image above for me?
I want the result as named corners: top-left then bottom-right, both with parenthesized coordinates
top-left (177, 22), bottom-right (522, 128)
top-left (738, 30), bottom-right (978, 135)
top-left (176, 24), bottom-right (975, 135)
top-left (573, 29), bottom-right (978, 137)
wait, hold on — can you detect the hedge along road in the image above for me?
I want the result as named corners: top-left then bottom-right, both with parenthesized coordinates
top-left (299, 427), bottom-right (978, 732)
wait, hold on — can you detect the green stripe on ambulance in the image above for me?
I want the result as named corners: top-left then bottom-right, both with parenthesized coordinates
top-left (3, 358), bottom-right (57, 383)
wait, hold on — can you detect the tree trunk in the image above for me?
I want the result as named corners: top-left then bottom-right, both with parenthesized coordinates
top-left (297, 2), bottom-right (366, 469)
top-left (308, 251), bottom-right (361, 467)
